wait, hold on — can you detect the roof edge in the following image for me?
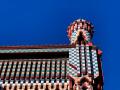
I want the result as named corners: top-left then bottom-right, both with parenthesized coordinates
top-left (0, 44), bottom-right (75, 50)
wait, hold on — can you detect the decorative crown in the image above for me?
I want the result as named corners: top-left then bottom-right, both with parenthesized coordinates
top-left (67, 19), bottom-right (94, 44)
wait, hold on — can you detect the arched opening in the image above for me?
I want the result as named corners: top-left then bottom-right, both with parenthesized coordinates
top-left (77, 32), bottom-right (85, 44)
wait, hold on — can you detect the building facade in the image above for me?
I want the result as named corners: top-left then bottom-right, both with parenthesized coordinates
top-left (0, 19), bottom-right (103, 90)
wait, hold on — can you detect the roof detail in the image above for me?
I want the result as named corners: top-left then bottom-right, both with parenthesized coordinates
top-left (67, 19), bottom-right (94, 44)
top-left (0, 19), bottom-right (103, 90)
top-left (0, 48), bottom-right (69, 53)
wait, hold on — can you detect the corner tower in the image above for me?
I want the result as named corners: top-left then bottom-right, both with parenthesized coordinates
top-left (67, 19), bottom-right (94, 44)
top-left (67, 19), bottom-right (103, 90)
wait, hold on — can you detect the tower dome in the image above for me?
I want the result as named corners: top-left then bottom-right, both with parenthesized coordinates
top-left (67, 19), bottom-right (94, 44)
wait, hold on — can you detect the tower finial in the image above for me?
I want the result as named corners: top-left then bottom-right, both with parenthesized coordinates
top-left (67, 19), bottom-right (94, 44)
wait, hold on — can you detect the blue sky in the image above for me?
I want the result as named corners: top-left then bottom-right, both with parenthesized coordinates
top-left (0, 0), bottom-right (120, 89)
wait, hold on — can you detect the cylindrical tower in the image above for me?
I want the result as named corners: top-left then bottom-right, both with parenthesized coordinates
top-left (67, 19), bottom-right (94, 45)
top-left (67, 19), bottom-right (103, 90)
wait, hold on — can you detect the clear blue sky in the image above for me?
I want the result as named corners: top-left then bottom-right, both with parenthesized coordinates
top-left (0, 0), bottom-right (119, 89)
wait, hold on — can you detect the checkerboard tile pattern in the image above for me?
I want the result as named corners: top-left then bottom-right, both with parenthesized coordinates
top-left (80, 44), bottom-right (86, 74)
top-left (68, 45), bottom-right (80, 77)
top-left (76, 46), bottom-right (81, 75)
top-left (84, 30), bottom-right (91, 41)
top-left (91, 49), bottom-right (99, 78)
top-left (85, 45), bottom-right (92, 74)
top-left (69, 48), bottom-right (78, 68)
top-left (71, 30), bottom-right (77, 43)
top-left (68, 45), bottom-right (100, 79)
top-left (67, 61), bottom-right (77, 77)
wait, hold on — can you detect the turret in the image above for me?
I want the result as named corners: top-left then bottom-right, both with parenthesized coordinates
top-left (67, 19), bottom-right (94, 44)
